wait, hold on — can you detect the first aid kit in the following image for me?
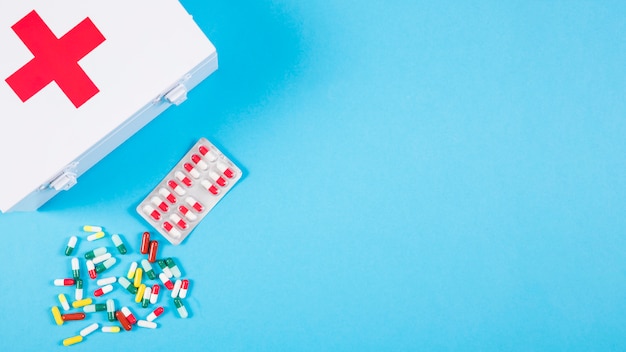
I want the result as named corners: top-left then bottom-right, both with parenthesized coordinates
top-left (0, 1), bottom-right (218, 212)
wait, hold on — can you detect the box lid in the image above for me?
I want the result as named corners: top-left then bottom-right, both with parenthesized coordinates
top-left (0, 1), bottom-right (216, 212)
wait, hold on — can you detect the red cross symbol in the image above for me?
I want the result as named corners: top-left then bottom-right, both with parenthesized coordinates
top-left (5, 10), bottom-right (106, 108)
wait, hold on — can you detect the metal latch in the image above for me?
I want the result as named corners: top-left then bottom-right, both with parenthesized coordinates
top-left (164, 84), bottom-right (188, 105)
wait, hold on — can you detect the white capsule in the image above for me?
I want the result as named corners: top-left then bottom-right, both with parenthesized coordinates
top-left (71, 257), bottom-right (79, 271)
top-left (171, 279), bottom-right (182, 298)
top-left (127, 262), bottom-right (138, 279)
top-left (92, 252), bottom-right (112, 264)
top-left (96, 276), bottom-right (117, 286)
top-left (137, 320), bottom-right (157, 329)
top-left (79, 323), bottom-right (99, 337)
top-left (143, 286), bottom-right (152, 301)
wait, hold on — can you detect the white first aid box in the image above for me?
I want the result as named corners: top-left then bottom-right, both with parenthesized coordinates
top-left (0, 1), bottom-right (218, 212)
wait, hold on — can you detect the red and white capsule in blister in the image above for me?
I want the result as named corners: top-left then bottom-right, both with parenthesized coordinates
top-left (162, 221), bottom-right (182, 239)
top-left (201, 179), bottom-right (219, 195)
top-left (178, 205), bottom-right (198, 221)
top-left (151, 196), bottom-right (168, 212)
top-left (183, 163), bottom-right (200, 178)
top-left (143, 205), bottom-right (161, 221)
top-left (217, 162), bottom-right (235, 178)
top-left (168, 180), bottom-right (186, 196)
top-left (208, 170), bottom-right (227, 187)
top-left (169, 214), bottom-right (187, 230)
top-left (159, 188), bottom-right (176, 203)
top-left (191, 154), bottom-right (208, 170)
top-left (185, 196), bottom-right (203, 212)
top-left (175, 171), bottom-right (192, 187)
top-left (199, 145), bottom-right (217, 161)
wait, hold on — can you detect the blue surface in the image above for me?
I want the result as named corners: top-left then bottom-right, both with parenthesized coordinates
top-left (1, 1), bottom-right (626, 350)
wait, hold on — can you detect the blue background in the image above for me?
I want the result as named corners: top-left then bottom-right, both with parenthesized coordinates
top-left (1, 1), bottom-right (625, 350)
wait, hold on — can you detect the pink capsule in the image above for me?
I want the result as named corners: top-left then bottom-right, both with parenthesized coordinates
top-left (151, 196), bottom-right (168, 212)
top-left (200, 179), bottom-right (219, 195)
top-left (169, 214), bottom-right (187, 230)
top-left (143, 205), bottom-right (160, 221)
top-left (191, 154), bottom-right (209, 170)
top-left (198, 145), bottom-right (217, 162)
top-left (178, 205), bottom-right (198, 221)
top-left (162, 221), bottom-right (182, 239)
top-left (185, 197), bottom-right (203, 212)
top-left (183, 163), bottom-right (200, 178)
top-left (168, 180), bottom-right (186, 196)
top-left (159, 188), bottom-right (176, 203)
top-left (216, 162), bottom-right (235, 178)
top-left (208, 170), bottom-right (227, 187)
top-left (175, 171), bottom-right (192, 187)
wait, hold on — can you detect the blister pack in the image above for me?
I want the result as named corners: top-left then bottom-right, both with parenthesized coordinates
top-left (136, 138), bottom-right (242, 245)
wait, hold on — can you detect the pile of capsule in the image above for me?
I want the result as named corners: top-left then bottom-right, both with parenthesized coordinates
top-left (50, 226), bottom-right (192, 347)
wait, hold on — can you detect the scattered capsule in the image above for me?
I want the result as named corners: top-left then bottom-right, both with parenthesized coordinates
top-left (171, 279), bottom-right (182, 298)
top-left (178, 205), bottom-right (198, 221)
top-left (101, 326), bottom-right (120, 333)
top-left (106, 299), bottom-right (116, 322)
top-left (146, 306), bottom-right (164, 322)
top-left (140, 232), bottom-right (151, 254)
top-left (86, 260), bottom-right (96, 279)
top-left (198, 145), bottom-right (217, 162)
top-left (185, 196), bottom-right (203, 212)
top-left (148, 240), bottom-right (159, 262)
top-left (208, 170), bottom-right (227, 187)
top-left (169, 213), bottom-right (188, 230)
top-left (87, 231), bottom-right (105, 241)
top-left (137, 320), bottom-right (157, 329)
top-left (183, 163), bottom-right (200, 178)
top-left (135, 284), bottom-right (146, 303)
top-left (142, 286), bottom-right (152, 308)
top-left (79, 323), bottom-right (99, 337)
top-left (54, 278), bottom-right (75, 286)
top-left (62, 313), bottom-right (86, 321)
top-left (75, 279), bottom-right (84, 300)
top-left (62, 335), bottom-right (83, 346)
top-left (150, 284), bottom-right (160, 304)
top-left (201, 179), bottom-right (220, 195)
top-left (151, 196), bottom-right (168, 212)
top-left (217, 161), bottom-right (235, 178)
top-left (159, 273), bottom-right (174, 290)
top-left (72, 298), bottom-right (92, 308)
top-left (84, 247), bottom-right (107, 260)
top-left (127, 261), bottom-right (138, 279)
top-left (143, 204), bottom-right (161, 221)
top-left (92, 252), bottom-right (112, 264)
top-left (94, 284), bottom-right (113, 297)
top-left (51, 306), bottom-right (63, 325)
top-left (82, 225), bottom-right (102, 232)
top-left (117, 276), bottom-right (138, 294)
top-left (191, 154), bottom-right (209, 170)
top-left (121, 306), bottom-right (137, 325)
top-left (70, 258), bottom-right (80, 279)
top-left (168, 180), bottom-right (186, 196)
top-left (97, 276), bottom-right (117, 286)
top-left (166, 258), bottom-right (182, 278)
top-left (65, 236), bottom-right (77, 256)
top-left (115, 310), bottom-right (132, 331)
top-left (111, 234), bottom-right (127, 254)
top-left (159, 187), bottom-right (177, 203)
top-left (58, 294), bottom-right (70, 311)
top-left (83, 303), bottom-right (106, 313)
top-left (174, 298), bottom-right (188, 318)
top-left (157, 260), bottom-right (173, 278)
top-left (175, 171), bottom-right (192, 187)
top-left (134, 268), bottom-right (143, 288)
top-left (95, 257), bottom-right (116, 274)
top-left (179, 279), bottom-right (189, 299)
top-left (141, 259), bottom-right (157, 280)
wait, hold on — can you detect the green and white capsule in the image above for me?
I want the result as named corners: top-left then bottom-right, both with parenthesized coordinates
top-left (106, 299), bottom-right (115, 322)
top-left (157, 260), bottom-right (173, 279)
top-left (117, 276), bottom-right (138, 294)
top-left (71, 258), bottom-right (80, 279)
top-left (165, 258), bottom-right (182, 278)
top-left (75, 279), bottom-right (83, 300)
top-left (92, 252), bottom-right (112, 265)
top-left (84, 247), bottom-right (107, 260)
top-left (83, 303), bottom-right (107, 313)
top-left (173, 297), bottom-right (188, 318)
top-left (65, 236), bottom-right (77, 256)
top-left (111, 234), bottom-right (127, 254)
top-left (142, 286), bottom-right (152, 308)
top-left (95, 258), bottom-right (116, 274)
top-left (141, 259), bottom-right (157, 280)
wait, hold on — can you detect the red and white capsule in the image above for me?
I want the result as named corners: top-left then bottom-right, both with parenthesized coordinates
top-left (159, 188), bottom-right (176, 203)
top-left (151, 196), bottom-right (168, 212)
top-left (169, 214), bottom-right (187, 230)
top-left (167, 180), bottom-right (186, 196)
top-left (178, 205), bottom-right (197, 221)
top-left (183, 163), bottom-right (200, 179)
top-left (150, 284), bottom-right (160, 304)
top-left (142, 205), bottom-right (160, 221)
top-left (208, 170), bottom-right (227, 187)
top-left (162, 221), bottom-right (182, 239)
top-left (201, 179), bottom-right (219, 195)
top-left (121, 306), bottom-right (137, 325)
top-left (86, 260), bottom-right (96, 279)
top-left (146, 306), bottom-right (164, 322)
top-left (159, 273), bottom-right (174, 290)
top-left (94, 284), bottom-right (113, 297)
top-left (175, 171), bottom-right (192, 187)
top-left (179, 279), bottom-right (189, 299)
top-left (191, 154), bottom-right (209, 170)
top-left (199, 145), bottom-right (217, 162)
top-left (185, 196), bottom-right (203, 212)
top-left (54, 278), bottom-right (75, 286)
top-left (217, 162), bottom-right (235, 178)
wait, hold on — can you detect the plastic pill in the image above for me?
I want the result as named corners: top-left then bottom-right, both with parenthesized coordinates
top-left (51, 306), bottom-right (63, 325)
top-left (162, 221), bottom-right (182, 239)
top-left (102, 326), bottom-right (120, 333)
top-left (178, 205), bottom-right (198, 221)
top-left (157, 260), bottom-right (173, 278)
top-left (94, 284), bottom-right (113, 297)
top-left (140, 232), bottom-right (151, 254)
top-left (217, 161), bottom-right (235, 178)
top-left (54, 278), bottom-right (75, 286)
top-left (97, 276), bottom-right (116, 286)
top-left (143, 205), bottom-right (161, 221)
top-left (87, 231), bottom-right (105, 241)
top-left (168, 180), bottom-right (186, 196)
top-left (84, 247), bottom-right (107, 260)
top-left (83, 303), bottom-right (106, 313)
top-left (191, 154), bottom-right (209, 170)
top-left (150, 284), bottom-right (160, 304)
top-left (72, 298), bottom-right (92, 308)
top-left (151, 196), bottom-right (168, 212)
top-left (174, 298), bottom-right (188, 318)
top-left (185, 196), bottom-right (203, 212)
top-left (106, 299), bottom-right (116, 321)
top-left (208, 170), bottom-right (227, 187)
top-left (75, 279), bottom-right (84, 300)
top-left (148, 240), bottom-right (159, 263)
top-left (137, 320), bottom-right (157, 329)
top-left (127, 261), bottom-right (138, 279)
top-left (65, 236), bottom-right (77, 256)
top-left (169, 213), bottom-right (188, 230)
top-left (58, 294), bottom-right (70, 311)
top-left (62, 313), bottom-right (86, 321)
top-left (198, 145), bottom-right (217, 162)
top-left (135, 284), bottom-right (146, 303)
top-left (121, 306), bottom-right (137, 325)
top-left (159, 273), bottom-right (174, 290)
top-left (118, 276), bottom-right (138, 294)
top-left (179, 279), bottom-right (189, 299)
top-left (86, 260), bottom-right (96, 279)
top-left (79, 323), bottom-right (99, 337)
top-left (71, 258), bottom-right (80, 279)
top-left (201, 179), bottom-right (219, 195)
top-left (175, 171), bottom-right (192, 187)
top-left (159, 187), bottom-right (177, 203)
top-left (166, 258), bottom-right (182, 278)
top-left (62, 335), bottom-right (83, 346)
top-left (134, 268), bottom-right (143, 287)
top-left (146, 306), bottom-right (164, 322)
top-left (115, 310), bottom-right (132, 331)
top-left (141, 259), bottom-right (157, 280)
top-left (92, 252), bottom-right (112, 264)
top-left (95, 258), bottom-right (116, 273)
top-left (142, 286), bottom-right (152, 308)
top-left (171, 279), bottom-right (182, 298)
top-left (111, 234), bottom-right (127, 254)
top-left (83, 225), bottom-right (102, 232)
top-left (183, 163), bottom-right (200, 178)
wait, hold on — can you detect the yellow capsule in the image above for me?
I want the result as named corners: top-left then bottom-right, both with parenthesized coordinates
top-left (135, 284), bottom-right (146, 303)
top-left (72, 298), bottom-right (93, 308)
top-left (57, 294), bottom-right (70, 311)
top-left (62, 335), bottom-right (83, 346)
top-left (102, 326), bottom-right (120, 333)
top-left (51, 306), bottom-right (63, 326)
top-left (82, 225), bottom-right (102, 232)
top-left (134, 268), bottom-right (143, 288)
top-left (127, 261), bottom-right (137, 280)
top-left (87, 231), bottom-right (105, 241)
